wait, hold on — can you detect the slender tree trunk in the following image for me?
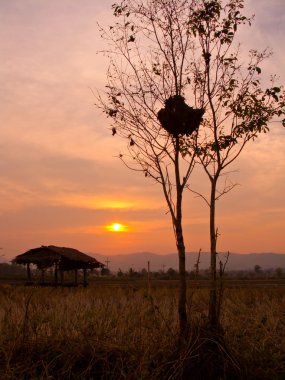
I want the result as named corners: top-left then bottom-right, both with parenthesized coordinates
top-left (174, 137), bottom-right (188, 336)
top-left (176, 198), bottom-right (187, 336)
top-left (208, 178), bottom-right (218, 327)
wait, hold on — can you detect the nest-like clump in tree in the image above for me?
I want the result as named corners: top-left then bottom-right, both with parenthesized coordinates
top-left (157, 95), bottom-right (205, 137)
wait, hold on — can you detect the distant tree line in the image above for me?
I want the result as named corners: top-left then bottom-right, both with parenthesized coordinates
top-left (101, 266), bottom-right (284, 280)
top-left (1, 262), bottom-right (283, 282)
top-left (0, 263), bottom-right (27, 279)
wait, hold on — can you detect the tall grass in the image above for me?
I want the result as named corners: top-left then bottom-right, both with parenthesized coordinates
top-left (222, 288), bottom-right (285, 379)
top-left (0, 284), bottom-right (284, 379)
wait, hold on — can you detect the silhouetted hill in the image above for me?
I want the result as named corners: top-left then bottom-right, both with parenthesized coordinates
top-left (93, 252), bottom-right (285, 272)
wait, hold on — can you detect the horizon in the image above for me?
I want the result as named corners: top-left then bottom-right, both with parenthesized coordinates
top-left (0, 0), bottom-right (284, 261)
top-left (4, 250), bottom-right (285, 273)
top-left (3, 249), bottom-right (285, 263)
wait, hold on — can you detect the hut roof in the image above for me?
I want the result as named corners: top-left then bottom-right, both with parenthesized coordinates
top-left (12, 245), bottom-right (104, 270)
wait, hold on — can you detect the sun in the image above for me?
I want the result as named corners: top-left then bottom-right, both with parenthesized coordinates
top-left (106, 223), bottom-right (127, 232)
top-left (112, 223), bottom-right (122, 231)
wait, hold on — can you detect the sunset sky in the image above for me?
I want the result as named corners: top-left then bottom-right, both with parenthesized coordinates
top-left (0, 0), bottom-right (284, 261)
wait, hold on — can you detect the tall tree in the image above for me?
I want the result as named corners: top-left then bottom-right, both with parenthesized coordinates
top-left (96, 0), bottom-right (204, 336)
top-left (185, 0), bottom-right (285, 327)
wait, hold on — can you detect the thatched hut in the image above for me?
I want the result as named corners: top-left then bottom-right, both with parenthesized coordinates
top-left (12, 245), bottom-right (104, 286)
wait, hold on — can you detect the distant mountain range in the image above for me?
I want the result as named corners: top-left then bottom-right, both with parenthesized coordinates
top-left (93, 252), bottom-right (285, 272)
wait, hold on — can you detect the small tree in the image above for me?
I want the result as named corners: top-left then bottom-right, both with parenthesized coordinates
top-left (275, 267), bottom-right (282, 278)
top-left (101, 267), bottom-right (111, 276)
top-left (183, 0), bottom-right (285, 327)
top-left (117, 268), bottom-right (124, 278)
top-left (96, 0), bottom-right (206, 336)
top-left (167, 267), bottom-right (178, 278)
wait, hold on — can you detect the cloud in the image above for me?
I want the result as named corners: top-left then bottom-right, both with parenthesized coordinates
top-left (0, 0), bottom-right (284, 258)
top-left (239, 0), bottom-right (285, 82)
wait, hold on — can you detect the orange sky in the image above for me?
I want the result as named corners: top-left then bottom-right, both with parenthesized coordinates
top-left (0, 0), bottom-right (284, 261)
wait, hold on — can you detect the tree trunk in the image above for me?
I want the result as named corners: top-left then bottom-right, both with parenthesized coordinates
top-left (208, 178), bottom-right (218, 327)
top-left (176, 218), bottom-right (187, 336)
top-left (83, 268), bottom-right (87, 287)
top-left (174, 137), bottom-right (188, 336)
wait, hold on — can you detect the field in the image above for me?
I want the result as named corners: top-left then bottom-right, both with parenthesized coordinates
top-left (0, 281), bottom-right (284, 379)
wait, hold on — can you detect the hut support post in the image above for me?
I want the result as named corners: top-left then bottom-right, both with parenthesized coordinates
top-left (41, 269), bottom-right (45, 284)
top-left (60, 269), bottom-right (64, 285)
top-left (27, 263), bottom-right (31, 282)
top-left (74, 269), bottom-right (78, 286)
top-left (54, 263), bottom-right (58, 286)
top-left (83, 268), bottom-right (87, 287)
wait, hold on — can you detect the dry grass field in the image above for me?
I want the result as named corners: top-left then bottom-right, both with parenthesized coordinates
top-left (0, 283), bottom-right (284, 379)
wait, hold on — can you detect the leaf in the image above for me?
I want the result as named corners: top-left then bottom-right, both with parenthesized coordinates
top-left (273, 94), bottom-right (279, 101)
top-left (128, 35), bottom-right (135, 43)
top-left (272, 87), bottom-right (281, 93)
top-left (112, 96), bottom-right (120, 104)
top-left (108, 109), bottom-right (118, 118)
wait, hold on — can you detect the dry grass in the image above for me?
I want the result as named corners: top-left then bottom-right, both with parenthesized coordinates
top-left (222, 288), bottom-right (285, 380)
top-left (0, 284), bottom-right (284, 379)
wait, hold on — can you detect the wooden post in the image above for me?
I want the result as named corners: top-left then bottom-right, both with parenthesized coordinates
top-left (83, 268), bottom-right (87, 287)
top-left (41, 269), bottom-right (45, 284)
top-left (147, 261), bottom-right (151, 296)
top-left (54, 262), bottom-right (58, 286)
top-left (60, 269), bottom-right (64, 285)
top-left (74, 268), bottom-right (78, 286)
top-left (27, 263), bottom-right (31, 282)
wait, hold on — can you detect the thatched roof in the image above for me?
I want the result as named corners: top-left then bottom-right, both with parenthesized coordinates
top-left (12, 245), bottom-right (104, 270)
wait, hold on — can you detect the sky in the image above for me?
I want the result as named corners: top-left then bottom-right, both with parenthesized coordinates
top-left (0, 0), bottom-right (284, 261)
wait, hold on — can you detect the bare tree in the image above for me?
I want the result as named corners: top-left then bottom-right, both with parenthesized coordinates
top-left (184, 0), bottom-right (285, 328)
top-left (96, 0), bottom-right (204, 336)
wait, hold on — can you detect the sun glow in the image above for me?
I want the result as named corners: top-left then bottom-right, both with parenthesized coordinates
top-left (106, 223), bottom-right (128, 232)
